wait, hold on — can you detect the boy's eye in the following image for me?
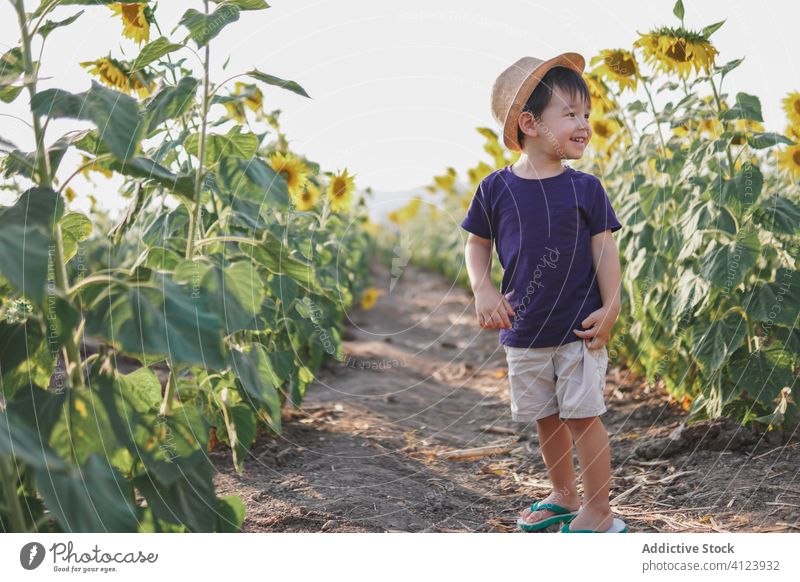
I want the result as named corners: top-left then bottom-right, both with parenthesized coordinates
top-left (567, 112), bottom-right (575, 117)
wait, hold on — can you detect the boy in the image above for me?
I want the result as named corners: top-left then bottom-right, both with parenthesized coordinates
top-left (460, 54), bottom-right (627, 533)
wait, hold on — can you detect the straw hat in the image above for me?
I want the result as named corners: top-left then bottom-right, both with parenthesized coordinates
top-left (491, 53), bottom-right (585, 151)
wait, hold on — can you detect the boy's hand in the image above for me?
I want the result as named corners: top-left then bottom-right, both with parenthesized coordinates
top-left (474, 286), bottom-right (516, 329)
top-left (573, 306), bottom-right (619, 349)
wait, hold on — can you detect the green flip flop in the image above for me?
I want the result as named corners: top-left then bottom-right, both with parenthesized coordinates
top-left (560, 517), bottom-right (629, 533)
top-left (516, 500), bottom-right (580, 532)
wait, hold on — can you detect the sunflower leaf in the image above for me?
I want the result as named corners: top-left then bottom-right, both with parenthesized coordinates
top-left (246, 69), bottom-right (310, 98)
top-left (31, 81), bottom-right (143, 160)
top-left (721, 92), bottom-right (763, 123)
top-left (179, 4), bottom-right (241, 48)
top-left (131, 37), bottom-right (185, 73)
top-left (702, 20), bottom-right (725, 38)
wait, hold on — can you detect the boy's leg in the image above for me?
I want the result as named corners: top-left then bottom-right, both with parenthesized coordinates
top-left (519, 412), bottom-right (581, 524)
top-left (563, 416), bottom-right (613, 531)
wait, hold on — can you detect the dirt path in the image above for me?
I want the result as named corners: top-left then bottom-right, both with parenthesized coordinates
top-left (212, 260), bottom-right (800, 533)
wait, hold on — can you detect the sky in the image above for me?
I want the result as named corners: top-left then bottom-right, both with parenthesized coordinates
top-left (1, 0), bottom-right (798, 220)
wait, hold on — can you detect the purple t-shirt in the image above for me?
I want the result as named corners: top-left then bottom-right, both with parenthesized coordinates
top-left (460, 164), bottom-right (622, 349)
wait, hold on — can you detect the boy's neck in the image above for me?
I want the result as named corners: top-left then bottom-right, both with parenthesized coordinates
top-left (511, 150), bottom-right (566, 180)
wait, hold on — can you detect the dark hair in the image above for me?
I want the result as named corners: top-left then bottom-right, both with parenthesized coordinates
top-left (516, 66), bottom-right (591, 147)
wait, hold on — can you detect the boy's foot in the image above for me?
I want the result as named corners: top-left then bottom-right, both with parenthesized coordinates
top-left (564, 506), bottom-right (614, 532)
top-left (519, 491), bottom-right (581, 526)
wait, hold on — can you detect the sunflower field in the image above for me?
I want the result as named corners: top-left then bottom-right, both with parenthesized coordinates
top-left (0, 0), bottom-right (378, 532)
top-left (381, 1), bottom-right (800, 431)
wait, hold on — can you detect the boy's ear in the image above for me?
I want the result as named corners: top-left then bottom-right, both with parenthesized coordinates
top-left (518, 111), bottom-right (538, 139)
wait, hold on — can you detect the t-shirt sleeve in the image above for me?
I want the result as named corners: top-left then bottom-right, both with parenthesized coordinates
top-left (460, 179), bottom-right (494, 239)
top-left (589, 179), bottom-right (622, 235)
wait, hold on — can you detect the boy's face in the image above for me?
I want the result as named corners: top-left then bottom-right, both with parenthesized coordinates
top-left (519, 84), bottom-right (592, 159)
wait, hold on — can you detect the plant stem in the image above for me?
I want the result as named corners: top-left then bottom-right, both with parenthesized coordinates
top-left (186, 0), bottom-right (212, 259)
top-left (0, 456), bottom-right (28, 532)
top-left (12, 0), bottom-right (84, 389)
top-left (708, 73), bottom-right (737, 179)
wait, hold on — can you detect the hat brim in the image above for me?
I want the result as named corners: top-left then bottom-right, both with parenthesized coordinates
top-left (502, 52), bottom-right (586, 152)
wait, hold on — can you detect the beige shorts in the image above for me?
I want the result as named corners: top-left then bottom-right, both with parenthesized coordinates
top-left (503, 340), bottom-right (608, 422)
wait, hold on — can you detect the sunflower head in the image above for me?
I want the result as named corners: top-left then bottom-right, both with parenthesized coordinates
top-left (80, 56), bottom-right (155, 97)
top-left (109, 2), bottom-right (153, 44)
top-left (777, 144), bottom-right (800, 179)
top-left (234, 82), bottom-right (264, 112)
top-left (584, 72), bottom-right (616, 114)
top-left (360, 287), bottom-right (384, 311)
top-left (292, 181), bottom-right (321, 212)
top-left (327, 169), bottom-right (356, 213)
top-left (591, 49), bottom-right (639, 91)
top-left (268, 152), bottom-right (311, 196)
top-left (782, 91), bottom-right (800, 127)
top-left (634, 26), bottom-right (718, 78)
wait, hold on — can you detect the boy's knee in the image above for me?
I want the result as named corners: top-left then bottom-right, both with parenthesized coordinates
top-left (563, 416), bottom-right (597, 431)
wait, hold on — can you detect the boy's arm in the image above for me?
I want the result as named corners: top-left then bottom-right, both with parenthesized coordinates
top-left (464, 233), bottom-right (494, 293)
top-left (464, 233), bottom-right (514, 329)
top-left (590, 230), bottom-right (622, 316)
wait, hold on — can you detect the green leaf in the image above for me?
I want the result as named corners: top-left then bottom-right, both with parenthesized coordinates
top-left (179, 4), bottom-right (241, 48)
top-left (143, 76), bottom-right (198, 136)
top-left (37, 11), bottom-right (84, 39)
top-left (130, 37), bottom-right (184, 72)
top-left (229, 344), bottom-right (281, 430)
top-left (239, 234), bottom-right (317, 288)
top-left (690, 311), bottom-right (748, 373)
top-left (715, 58), bottom-right (744, 83)
top-left (746, 132), bottom-right (795, 149)
top-left (0, 320), bottom-right (44, 377)
top-left (38, 454), bottom-right (139, 532)
top-left (212, 0), bottom-right (269, 9)
top-left (106, 156), bottom-right (196, 204)
top-left (699, 228), bottom-right (760, 289)
top-left (728, 344), bottom-right (795, 405)
top-left (116, 367), bottom-right (163, 414)
top-left (0, 224), bottom-right (51, 303)
top-left (60, 212), bottom-right (92, 262)
top-left (720, 92), bottom-right (763, 122)
top-left (757, 195), bottom-right (800, 235)
top-left (747, 268), bottom-right (800, 326)
top-left (702, 20), bottom-right (725, 37)
top-left (0, 409), bottom-right (67, 472)
top-left (216, 495), bottom-right (246, 532)
top-left (84, 274), bottom-right (228, 369)
top-left (185, 125), bottom-right (259, 163)
top-left (217, 155), bottom-right (289, 208)
top-left (31, 81), bottom-right (143, 160)
top-left (246, 69), bottom-right (310, 98)
top-left (672, 0), bottom-right (684, 20)
top-left (134, 449), bottom-right (218, 532)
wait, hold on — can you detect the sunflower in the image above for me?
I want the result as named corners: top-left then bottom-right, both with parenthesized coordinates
top-left (591, 49), bottom-right (638, 91)
top-left (235, 82), bottom-right (264, 112)
top-left (634, 26), bottom-right (718, 78)
top-left (64, 186), bottom-right (77, 203)
top-left (109, 2), bottom-right (152, 44)
top-left (776, 144), bottom-right (800, 179)
top-left (584, 71), bottom-right (616, 114)
top-left (223, 100), bottom-right (246, 123)
top-left (590, 114), bottom-right (622, 144)
top-left (360, 287), bottom-right (384, 310)
top-left (292, 181), bottom-right (321, 212)
top-left (729, 118), bottom-right (765, 145)
top-left (268, 152), bottom-right (310, 197)
top-left (327, 168), bottom-right (356, 212)
top-left (782, 91), bottom-right (800, 126)
top-left (80, 56), bottom-right (156, 98)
